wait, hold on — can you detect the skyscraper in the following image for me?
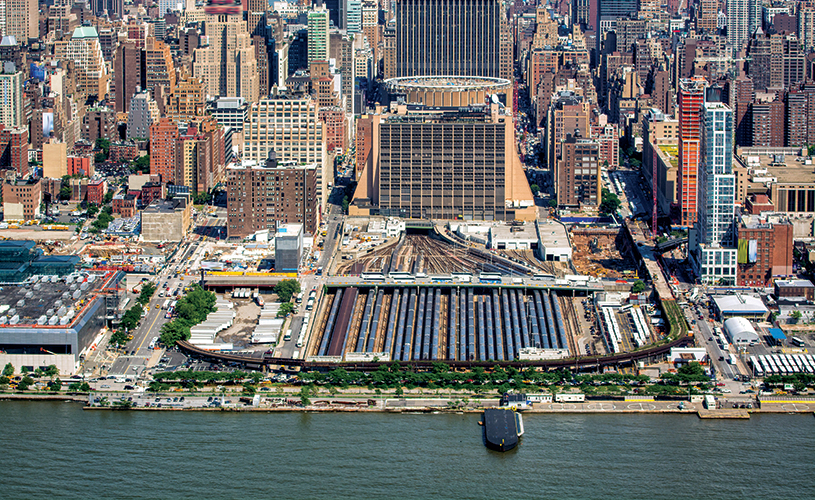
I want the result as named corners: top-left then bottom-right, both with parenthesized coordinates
top-left (394, 0), bottom-right (504, 78)
top-left (690, 101), bottom-right (738, 285)
top-left (0, 70), bottom-right (23, 129)
top-left (346, 0), bottom-right (362, 33)
top-left (677, 77), bottom-right (706, 227)
top-left (308, 7), bottom-right (330, 64)
top-left (193, 14), bottom-right (259, 102)
top-left (114, 41), bottom-right (144, 113)
top-left (727, 0), bottom-right (759, 53)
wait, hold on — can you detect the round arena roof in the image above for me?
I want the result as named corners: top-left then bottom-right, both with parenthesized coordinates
top-left (385, 76), bottom-right (512, 92)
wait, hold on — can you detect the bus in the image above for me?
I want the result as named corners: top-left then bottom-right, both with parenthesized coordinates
top-left (306, 297), bottom-right (315, 311)
top-left (620, 304), bottom-right (633, 312)
top-left (728, 353), bottom-right (738, 365)
top-left (791, 336), bottom-right (806, 347)
top-left (532, 274), bottom-right (555, 281)
top-left (430, 275), bottom-right (453, 282)
top-left (451, 272), bottom-right (472, 283)
top-left (478, 272), bottom-right (502, 284)
top-left (388, 272), bottom-right (415, 282)
top-left (162, 299), bottom-right (171, 310)
top-left (361, 272), bottom-right (386, 281)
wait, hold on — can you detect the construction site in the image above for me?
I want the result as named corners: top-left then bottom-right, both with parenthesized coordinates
top-left (569, 227), bottom-right (639, 279)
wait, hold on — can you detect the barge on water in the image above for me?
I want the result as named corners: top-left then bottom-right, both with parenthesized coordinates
top-left (481, 408), bottom-right (524, 452)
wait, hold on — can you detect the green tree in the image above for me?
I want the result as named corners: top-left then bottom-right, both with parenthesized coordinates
top-left (277, 302), bottom-right (295, 317)
top-left (120, 304), bottom-right (143, 331)
top-left (94, 152), bottom-right (107, 164)
top-left (68, 381), bottom-right (91, 392)
top-left (530, 183), bottom-right (540, 195)
top-left (631, 280), bottom-right (646, 293)
top-left (548, 199), bottom-right (558, 208)
top-left (298, 386), bottom-right (311, 406)
top-left (600, 188), bottom-right (621, 215)
top-left (2, 362), bottom-right (13, 377)
top-left (242, 383), bottom-right (256, 395)
top-left (95, 138), bottom-right (111, 157)
top-left (86, 203), bottom-right (100, 217)
top-left (248, 372), bottom-right (264, 384)
top-left (110, 329), bottom-right (130, 348)
top-left (132, 155), bottom-right (150, 173)
top-left (274, 279), bottom-right (301, 302)
top-left (44, 365), bottom-right (59, 378)
top-left (103, 191), bottom-right (113, 205)
top-left (59, 176), bottom-right (72, 200)
top-left (791, 310), bottom-right (803, 322)
top-left (341, 195), bottom-right (350, 213)
top-left (159, 320), bottom-right (191, 346)
top-left (47, 378), bottom-right (62, 392)
top-left (0, 375), bottom-right (9, 386)
top-left (137, 283), bottom-right (157, 305)
top-left (17, 375), bottom-right (34, 391)
top-left (194, 191), bottom-right (212, 205)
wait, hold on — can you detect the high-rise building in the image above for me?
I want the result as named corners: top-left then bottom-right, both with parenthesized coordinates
top-left (395, 0), bottom-right (504, 78)
top-left (61, 27), bottom-right (109, 99)
top-left (727, 0), bottom-right (759, 53)
top-left (695, 0), bottom-right (718, 34)
top-left (90, 0), bottom-right (124, 19)
top-left (0, 70), bottom-right (23, 129)
top-left (82, 106), bottom-right (117, 143)
top-left (226, 153), bottom-right (318, 238)
top-left (730, 75), bottom-right (753, 146)
top-left (557, 133), bottom-right (600, 208)
top-left (3, 0), bottom-right (38, 44)
top-left (797, 3), bottom-right (815, 52)
top-left (144, 37), bottom-right (176, 94)
top-left (193, 14), bottom-right (260, 103)
top-left (308, 7), bottom-right (330, 64)
top-left (127, 92), bottom-right (160, 140)
top-left (246, 0), bottom-right (267, 36)
top-left (690, 101), bottom-right (738, 285)
top-left (750, 100), bottom-right (784, 147)
top-left (114, 41), bottom-right (144, 113)
top-left (595, 0), bottom-right (638, 55)
top-left (350, 103), bottom-right (536, 221)
top-left (346, 0), bottom-right (362, 33)
top-left (149, 118), bottom-right (180, 184)
top-left (243, 96), bottom-right (328, 211)
top-left (677, 77), bottom-right (706, 227)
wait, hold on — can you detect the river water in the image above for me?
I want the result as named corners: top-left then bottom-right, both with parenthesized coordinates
top-left (2, 402), bottom-right (813, 499)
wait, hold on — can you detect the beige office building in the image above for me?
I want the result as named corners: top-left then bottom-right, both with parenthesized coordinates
top-left (351, 103), bottom-right (536, 221)
top-left (193, 14), bottom-right (259, 103)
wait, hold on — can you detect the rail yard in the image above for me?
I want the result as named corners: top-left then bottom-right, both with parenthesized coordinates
top-left (335, 233), bottom-right (541, 276)
top-left (308, 283), bottom-right (582, 362)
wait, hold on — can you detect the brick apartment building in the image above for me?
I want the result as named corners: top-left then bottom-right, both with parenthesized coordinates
top-left (86, 179), bottom-right (107, 206)
top-left (226, 151), bottom-right (318, 239)
top-left (3, 177), bottom-right (42, 220)
top-left (737, 217), bottom-right (794, 286)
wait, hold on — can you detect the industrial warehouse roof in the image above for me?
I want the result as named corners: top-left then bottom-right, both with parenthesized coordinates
top-left (775, 279), bottom-right (814, 289)
top-left (712, 295), bottom-right (769, 315)
top-left (723, 317), bottom-right (760, 343)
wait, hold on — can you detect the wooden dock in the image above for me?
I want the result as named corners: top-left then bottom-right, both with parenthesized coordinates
top-left (697, 409), bottom-right (750, 419)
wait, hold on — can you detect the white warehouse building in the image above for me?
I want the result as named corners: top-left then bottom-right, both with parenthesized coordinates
top-left (723, 317), bottom-right (760, 346)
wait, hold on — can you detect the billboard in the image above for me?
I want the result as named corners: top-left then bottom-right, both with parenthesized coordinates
top-left (204, 0), bottom-right (242, 15)
top-left (43, 112), bottom-right (54, 138)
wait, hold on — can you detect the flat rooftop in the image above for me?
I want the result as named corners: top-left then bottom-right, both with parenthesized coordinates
top-left (0, 272), bottom-right (116, 327)
top-left (737, 153), bottom-right (815, 184)
top-left (775, 279), bottom-right (814, 289)
top-left (537, 220), bottom-right (570, 247)
top-left (490, 223), bottom-right (538, 241)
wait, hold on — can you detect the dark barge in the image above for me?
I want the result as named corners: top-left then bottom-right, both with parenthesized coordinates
top-left (482, 408), bottom-right (524, 452)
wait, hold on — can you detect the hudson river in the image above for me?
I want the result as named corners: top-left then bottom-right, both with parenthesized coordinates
top-left (2, 402), bottom-right (813, 499)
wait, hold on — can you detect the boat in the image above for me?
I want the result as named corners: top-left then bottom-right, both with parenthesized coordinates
top-left (482, 408), bottom-right (524, 452)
